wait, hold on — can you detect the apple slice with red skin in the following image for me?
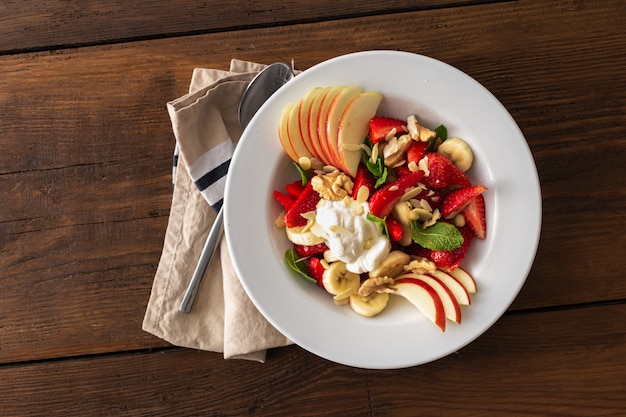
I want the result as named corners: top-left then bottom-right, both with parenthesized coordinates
top-left (287, 100), bottom-right (315, 160)
top-left (336, 91), bottom-right (384, 177)
top-left (394, 277), bottom-right (446, 331)
top-left (316, 86), bottom-right (344, 167)
top-left (306, 87), bottom-right (330, 163)
top-left (297, 87), bottom-right (324, 160)
top-left (325, 86), bottom-right (363, 168)
top-left (398, 273), bottom-right (462, 324)
top-left (428, 269), bottom-right (471, 306)
top-left (278, 102), bottom-right (299, 162)
top-left (447, 267), bottom-right (477, 294)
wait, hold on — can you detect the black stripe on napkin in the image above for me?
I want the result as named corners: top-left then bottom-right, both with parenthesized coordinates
top-left (194, 159), bottom-right (231, 192)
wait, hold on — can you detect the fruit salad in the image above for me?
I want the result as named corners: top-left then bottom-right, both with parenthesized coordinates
top-left (273, 85), bottom-right (486, 331)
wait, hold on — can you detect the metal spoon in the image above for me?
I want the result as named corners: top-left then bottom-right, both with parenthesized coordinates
top-left (179, 62), bottom-right (294, 313)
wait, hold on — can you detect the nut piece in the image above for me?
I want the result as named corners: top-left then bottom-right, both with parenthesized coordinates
top-left (404, 258), bottom-right (437, 274)
top-left (357, 276), bottom-right (396, 298)
top-left (383, 134), bottom-right (412, 167)
top-left (311, 171), bottom-right (354, 201)
top-left (407, 115), bottom-right (436, 142)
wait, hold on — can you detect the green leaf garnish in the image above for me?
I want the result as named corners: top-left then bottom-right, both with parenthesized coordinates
top-left (427, 124), bottom-right (448, 152)
top-left (285, 249), bottom-right (316, 284)
top-left (366, 212), bottom-right (389, 237)
top-left (410, 220), bottom-right (463, 251)
top-left (293, 162), bottom-right (313, 186)
top-left (362, 137), bottom-right (388, 188)
top-left (434, 124), bottom-right (448, 141)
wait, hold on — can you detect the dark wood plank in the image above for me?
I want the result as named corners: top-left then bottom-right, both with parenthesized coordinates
top-left (1, 304), bottom-right (623, 416)
top-left (0, 0), bottom-right (479, 53)
top-left (1, 0), bottom-right (625, 364)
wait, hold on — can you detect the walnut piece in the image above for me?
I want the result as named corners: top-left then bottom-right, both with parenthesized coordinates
top-left (311, 171), bottom-right (354, 201)
top-left (383, 134), bottom-right (412, 167)
top-left (407, 115), bottom-right (436, 142)
top-left (403, 258), bottom-right (437, 274)
top-left (357, 277), bottom-right (396, 298)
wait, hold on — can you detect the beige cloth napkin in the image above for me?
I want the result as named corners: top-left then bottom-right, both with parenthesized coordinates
top-left (143, 59), bottom-right (292, 362)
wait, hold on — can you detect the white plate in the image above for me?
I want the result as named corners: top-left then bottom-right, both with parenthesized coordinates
top-left (224, 51), bottom-right (541, 369)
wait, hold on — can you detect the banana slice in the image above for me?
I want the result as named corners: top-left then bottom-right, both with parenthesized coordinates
top-left (369, 250), bottom-right (411, 278)
top-left (349, 292), bottom-right (389, 317)
top-left (437, 137), bottom-right (474, 172)
top-left (285, 225), bottom-right (325, 246)
top-left (322, 261), bottom-right (360, 297)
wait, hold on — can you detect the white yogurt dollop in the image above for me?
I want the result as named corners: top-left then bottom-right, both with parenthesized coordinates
top-left (311, 199), bottom-right (390, 274)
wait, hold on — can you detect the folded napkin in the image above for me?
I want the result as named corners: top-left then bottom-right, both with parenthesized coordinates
top-left (143, 59), bottom-right (292, 362)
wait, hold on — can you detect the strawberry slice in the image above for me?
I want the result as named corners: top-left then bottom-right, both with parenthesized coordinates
top-left (273, 190), bottom-right (296, 211)
top-left (462, 194), bottom-right (487, 239)
top-left (442, 184), bottom-right (488, 218)
top-left (369, 116), bottom-right (407, 144)
top-left (413, 187), bottom-right (444, 211)
top-left (306, 256), bottom-right (326, 288)
top-left (351, 163), bottom-right (376, 199)
top-left (294, 242), bottom-right (328, 258)
top-left (284, 180), bottom-right (306, 198)
top-left (427, 226), bottom-right (473, 270)
top-left (406, 140), bottom-right (428, 167)
top-left (368, 170), bottom-right (425, 218)
top-left (385, 216), bottom-right (404, 242)
top-left (421, 152), bottom-right (471, 190)
top-left (283, 181), bottom-right (321, 227)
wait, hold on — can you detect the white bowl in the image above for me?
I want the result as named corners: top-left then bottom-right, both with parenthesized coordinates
top-left (224, 51), bottom-right (541, 369)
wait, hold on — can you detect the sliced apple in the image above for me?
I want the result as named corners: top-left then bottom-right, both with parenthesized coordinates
top-left (400, 273), bottom-right (461, 324)
top-left (448, 267), bottom-right (477, 294)
top-left (394, 277), bottom-right (446, 331)
top-left (287, 101), bottom-right (314, 160)
top-left (298, 87), bottom-right (323, 160)
top-left (336, 91), bottom-right (384, 177)
top-left (307, 87), bottom-right (330, 163)
top-left (325, 86), bottom-right (363, 168)
top-left (428, 269), bottom-right (471, 306)
top-left (278, 102), bottom-right (299, 162)
top-left (316, 86), bottom-right (344, 167)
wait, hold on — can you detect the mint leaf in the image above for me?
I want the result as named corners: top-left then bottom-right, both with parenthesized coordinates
top-left (366, 212), bottom-right (389, 237)
top-left (435, 124), bottom-right (448, 141)
top-left (427, 124), bottom-right (448, 153)
top-left (410, 220), bottom-right (463, 251)
top-left (285, 249), bottom-right (316, 284)
top-left (362, 137), bottom-right (388, 188)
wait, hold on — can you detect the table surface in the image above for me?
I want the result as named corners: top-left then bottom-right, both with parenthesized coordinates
top-left (2, 0), bottom-right (625, 415)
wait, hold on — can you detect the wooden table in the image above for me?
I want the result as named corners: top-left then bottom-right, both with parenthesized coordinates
top-left (2, 1), bottom-right (625, 415)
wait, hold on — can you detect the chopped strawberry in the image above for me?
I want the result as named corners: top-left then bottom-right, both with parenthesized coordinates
top-left (462, 194), bottom-right (487, 239)
top-left (284, 180), bottom-right (306, 198)
top-left (351, 163), bottom-right (376, 199)
top-left (421, 152), bottom-right (471, 190)
top-left (385, 216), bottom-right (404, 242)
top-left (368, 170), bottom-right (425, 218)
top-left (406, 140), bottom-right (428, 167)
top-left (369, 116), bottom-right (407, 144)
top-left (283, 181), bottom-right (321, 227)
top-left (427, 226), bottom-right (473, 270)
top-left (273, 190), bottom-right (296, 211)
top-left (294, 242), bottom-right (328, 258)
top-left (306, 256), bottom-right (326, 288)
top-left (413, 187), bottom-right (444, 211)
top-left (442, 184), bottom-right (488, 218)
top-left (394, 165), bottom-right (412, 178)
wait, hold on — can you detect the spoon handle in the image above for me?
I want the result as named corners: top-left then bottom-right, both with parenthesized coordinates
top-left (179, 208), bottom-right (224, 313)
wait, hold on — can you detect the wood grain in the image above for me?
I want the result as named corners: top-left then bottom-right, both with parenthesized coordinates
top-left (0, 304), bottom-right (623, 416)
top-left (1, 0), bottom-right (625, 376)
top-left (0, 0), bottom-right (478, 53)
